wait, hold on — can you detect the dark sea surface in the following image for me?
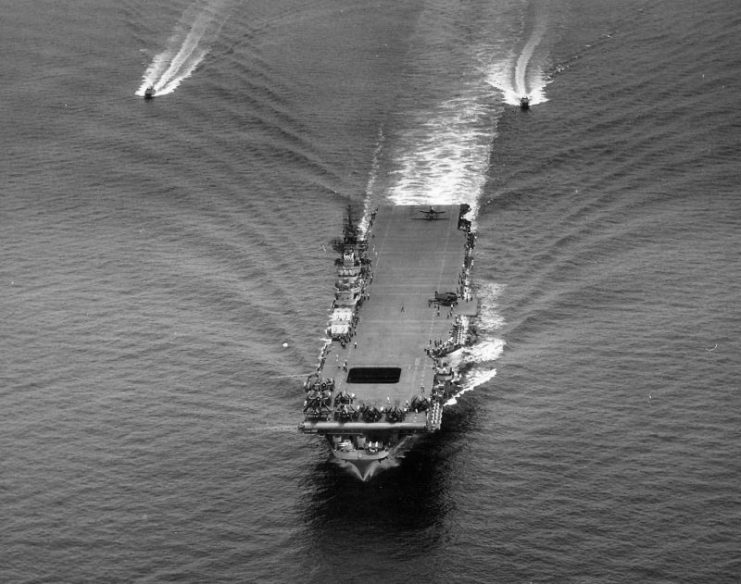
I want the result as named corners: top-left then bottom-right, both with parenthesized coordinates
top-left (1, 0), bottom-right (740, 582)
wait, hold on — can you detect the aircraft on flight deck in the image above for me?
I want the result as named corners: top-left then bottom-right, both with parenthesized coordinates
top-left (417, 207), bottom-right (446, 220)
top-left (428, 290), bottom-right (458, 307)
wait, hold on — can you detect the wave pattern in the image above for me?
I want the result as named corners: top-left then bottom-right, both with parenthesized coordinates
top-left (4, 0), bottom-right (739, 582)
top-left (486, 2), bottom-right (551, 106)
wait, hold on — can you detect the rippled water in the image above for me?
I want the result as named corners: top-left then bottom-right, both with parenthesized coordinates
top-left (1, 0), bottom-right (739, 582)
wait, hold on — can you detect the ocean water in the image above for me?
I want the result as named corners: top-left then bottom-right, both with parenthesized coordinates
top-left (1, 0), bottom-right (740, 582)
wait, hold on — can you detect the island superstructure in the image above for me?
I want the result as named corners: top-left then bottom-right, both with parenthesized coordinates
top-left (299, 204), bottom-right (479, 480)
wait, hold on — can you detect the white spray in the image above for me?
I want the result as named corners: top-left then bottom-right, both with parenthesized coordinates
top-left (486, 11), bottom-right (550, 106)
top-left (358, 125), bottom-right (385, 237)
top-left (445, 282), bottom-right (505, 406)
top-left (137, 0), bottom-right (231, 97)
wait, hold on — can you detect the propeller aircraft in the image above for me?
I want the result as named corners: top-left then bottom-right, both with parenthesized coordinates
top-left (417, 207), bottom-right (446, 220)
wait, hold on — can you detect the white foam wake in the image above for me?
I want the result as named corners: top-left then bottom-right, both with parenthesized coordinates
top-left (384, 12), bottom-right (552, 219)
top-left (136, 0), bottom-right (231, 97)
top-left (486, 14), bottom-right (550, 107)
top-left (358, 125), bottom-right (385, 236)
top-left (386, 86), bottom-right (495, 218)
top-left (444, 339), bottom-right (504, 406)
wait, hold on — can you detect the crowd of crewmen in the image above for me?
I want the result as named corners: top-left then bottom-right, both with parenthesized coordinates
top-left (302, 377), bottom-right (433, 423)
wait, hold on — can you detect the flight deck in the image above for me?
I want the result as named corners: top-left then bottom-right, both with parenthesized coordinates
top-left (327, 205), bottom-right (475, 404)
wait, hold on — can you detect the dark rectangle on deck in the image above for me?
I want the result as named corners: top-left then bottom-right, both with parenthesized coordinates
top-left (346, 367), bottom-right (402, 384)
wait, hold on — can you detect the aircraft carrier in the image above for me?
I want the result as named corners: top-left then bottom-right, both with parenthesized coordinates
top-left (299, 203), bottom-right (479, 480)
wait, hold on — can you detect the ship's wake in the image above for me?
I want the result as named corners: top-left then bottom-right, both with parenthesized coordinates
top-left (136, 0), bottom-right (231, 97)
top-left (358, 126), bottom-right (385, 236)
top-left (486, 9), bottom-right (550, 107)
top-left (381, 5), bottom-right (552, 222)
top-left (385, 88), bottom-right (496, 219)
